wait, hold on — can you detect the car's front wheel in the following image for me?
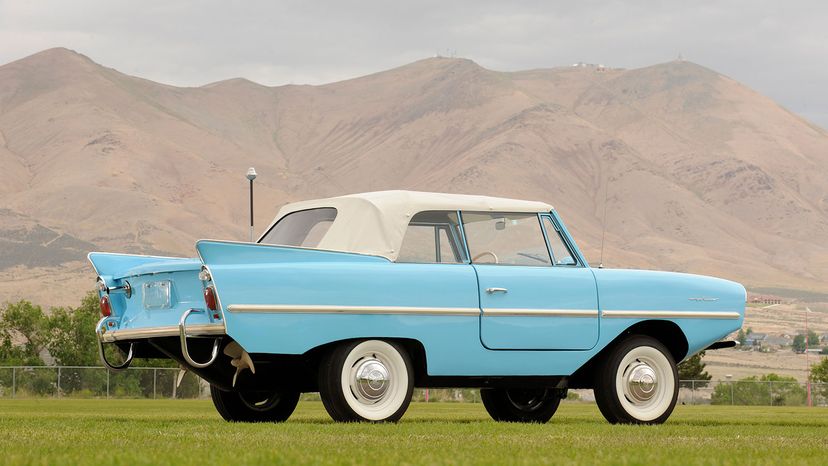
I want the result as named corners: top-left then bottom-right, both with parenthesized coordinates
top-left (593, 335), bottom-right (678, 424)
top-left (480, 388), bottom-right (562, 423)
top-left (318, 339), bottom-right (414, 422)
top-left (210, 385), bottom-right (300, 422)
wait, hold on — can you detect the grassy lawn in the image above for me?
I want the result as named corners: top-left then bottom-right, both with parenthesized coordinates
top-left (0, 400), bottom-right (826, 465)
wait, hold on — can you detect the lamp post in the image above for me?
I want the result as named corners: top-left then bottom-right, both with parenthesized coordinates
top-left (246, 167), bottom-right (257, 242)
top-left (806, 306), bottom-right (811, 407)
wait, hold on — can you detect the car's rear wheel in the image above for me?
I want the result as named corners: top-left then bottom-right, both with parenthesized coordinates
top-left (210, 385), bottom-right (300, 422)
top-left (593, 335), bottom-right (678, 424)
top-left (318, 339), bottom-right (414, 422)
top-left (480, 388), bottom-right (562, 423)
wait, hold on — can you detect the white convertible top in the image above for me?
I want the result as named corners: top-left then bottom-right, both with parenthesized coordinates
top-left (260, 190), bottom-right (554, 260)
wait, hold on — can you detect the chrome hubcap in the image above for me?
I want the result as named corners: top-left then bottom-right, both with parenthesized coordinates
top-left (626, 362), bottom-right (658, 403)
top-left (352, 357), bottom-right (390, 404)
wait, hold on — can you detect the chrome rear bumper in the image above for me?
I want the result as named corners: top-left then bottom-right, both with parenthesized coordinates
top-left (96, 310), bottom-right (225, 371)
top-left (98, 322), bottom-right (226, 343)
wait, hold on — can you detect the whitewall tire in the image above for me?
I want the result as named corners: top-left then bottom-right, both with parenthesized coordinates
top-left (594, 336), bottom-right (678, 424)
top-left (319, 339), bottom-right (414, 422)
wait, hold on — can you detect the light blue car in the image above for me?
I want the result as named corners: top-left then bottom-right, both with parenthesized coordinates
top-left (90, 190), bottom-right (744, 424)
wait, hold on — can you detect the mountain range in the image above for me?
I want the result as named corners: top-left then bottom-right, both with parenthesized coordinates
top-left (1, 48), bottom-right (826, 307)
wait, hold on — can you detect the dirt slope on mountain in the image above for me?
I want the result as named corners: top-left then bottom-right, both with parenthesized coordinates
top-left (0, 48), bottom-right (826, 307)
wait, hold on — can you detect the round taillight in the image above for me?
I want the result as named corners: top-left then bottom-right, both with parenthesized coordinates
top-left (100, 295), bottom-right (112, 317)
top-left (204, 286), bottom-right (217, 311)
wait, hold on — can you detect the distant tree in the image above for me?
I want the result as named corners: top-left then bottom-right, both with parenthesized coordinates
top-left (678, 351), bottom-right (712, 387)
top-left (0, 301), bottom-right (52, 395)
top-left (712, 374), bottom-right (805, 406)
top-left (746, 327), bottom-right (753, 335)
top-left (792, 334), bottom-right (806, 353)
top-left (44, 292), bottom-right (101, 366)
top-left (737, 329), bottom-right (747, 346)
top-left (0, 300), bottom-right (47, 366)
top-left (809, 357), bottom-right (828, 403)
top-left (807, 330), bottom-right (819, 347)
top-left (0, 293), bottom-right (199, 398)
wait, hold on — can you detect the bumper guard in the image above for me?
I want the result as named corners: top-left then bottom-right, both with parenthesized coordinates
top-left (96, 309), bottom-right (225, 371)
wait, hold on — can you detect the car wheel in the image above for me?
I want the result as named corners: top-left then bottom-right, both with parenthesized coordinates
top-left (480, 388), bottom-right (561, 423)
top-left (318, 339), bottom-right (414, 422)
top-left (594, 335), bottom-right (678, 424)
top-left (210, 385), bottom-right (300, 422)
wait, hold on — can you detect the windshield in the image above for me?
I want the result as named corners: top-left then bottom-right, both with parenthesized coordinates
top-left (462, 212), bottom-right (551, 266)
top-left (259, 208), bottom-right (337, 247)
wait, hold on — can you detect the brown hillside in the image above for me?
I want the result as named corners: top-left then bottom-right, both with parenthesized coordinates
top-left (0, 48), bottom-right (826, 307)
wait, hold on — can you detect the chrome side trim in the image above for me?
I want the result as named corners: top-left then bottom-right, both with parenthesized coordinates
top-left (482, 308), bottom-right (599, 317)
top-left (226, 304), bottom-right (480, 316)
top-left (217, 305), bottom-right (739, 320)
top-left (99, 323), bottom-right (226, 342)
top-left (602, 310), bottom-right (741, 320)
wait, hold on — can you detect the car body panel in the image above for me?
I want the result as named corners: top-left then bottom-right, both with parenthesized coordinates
top-left (88, 252), bottom-right (217, 331)
top-left (89, 192), bottom-right (746, 382)
top-left (475, 264), bottom-right (600, 350)
top-left (592, 268), bottom-right (746, 356)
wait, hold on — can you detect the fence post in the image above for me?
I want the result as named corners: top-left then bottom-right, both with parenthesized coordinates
top-left (153, 368), bottom-right (157, 399)
top-left (730, 381), bottom-right (734, 405)
top-left (11, 367), bottom-right (16, 398)
top-left (106, 369), bottom-right (110, 399)
top-left (57, 367), bottom-right (61, 398)
top-left (691, 380), bottom-right (695, 405)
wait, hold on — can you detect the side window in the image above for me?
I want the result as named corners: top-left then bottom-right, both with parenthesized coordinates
top-left (259, 208), bottom-right (337, 247)
top-left (397, 211), bottom-right (465, 263)
top-left (462, 212), bottom-right (551, 266)
top-left (542, 216), bottom-right (577, 266)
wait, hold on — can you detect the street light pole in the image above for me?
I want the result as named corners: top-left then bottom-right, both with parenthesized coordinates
top-left (246, 167), bottom-right (257, 242)
top-left (806, 306), bottom-right (811, 407)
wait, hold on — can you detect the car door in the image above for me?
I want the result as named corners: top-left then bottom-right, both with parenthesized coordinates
top-left (463, 212), bottom-right (599, 350)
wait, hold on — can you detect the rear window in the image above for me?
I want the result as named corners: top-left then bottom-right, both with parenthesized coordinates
top-left (259, 208), bottom-right (337, 248)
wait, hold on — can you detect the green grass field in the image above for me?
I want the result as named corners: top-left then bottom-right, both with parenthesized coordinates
top-left (0, 400), bottom-right (826, 465)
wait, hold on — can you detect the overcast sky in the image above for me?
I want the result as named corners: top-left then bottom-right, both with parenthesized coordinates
top-left (1, 0), bottom-right (826, 128)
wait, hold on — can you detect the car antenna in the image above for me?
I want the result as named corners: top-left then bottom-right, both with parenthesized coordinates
top-left (598, 172), bottom-right (610, 269)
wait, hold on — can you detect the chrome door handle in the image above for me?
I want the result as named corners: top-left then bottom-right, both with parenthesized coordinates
top-left (486, 287), bottom-right (508, 294)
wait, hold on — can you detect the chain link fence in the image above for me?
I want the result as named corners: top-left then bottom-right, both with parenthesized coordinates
top-left (0, 367), bottom-right (826, 406)
top-left (0, 366), bottom-right (205, 399)
top-left (678, 379), bottom-right (828, 406)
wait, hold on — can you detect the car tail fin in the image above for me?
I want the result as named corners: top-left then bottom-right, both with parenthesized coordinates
top-left (88, 252), bottom-right (202, 280)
